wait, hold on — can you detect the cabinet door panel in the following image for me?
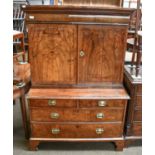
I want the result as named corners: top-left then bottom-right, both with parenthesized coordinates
top-left (28, 24), bottom-right (77, 85)
top-left (78, 25), bottom-right (127, 83)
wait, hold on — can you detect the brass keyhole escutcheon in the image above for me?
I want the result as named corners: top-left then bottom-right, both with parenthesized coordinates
top-left (80, 51), bottom-right (85, 57)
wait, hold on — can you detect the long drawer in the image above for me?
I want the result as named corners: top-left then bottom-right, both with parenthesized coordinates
top-left (31, 123), bottom-right (123, 138)
top-left (135, 96), bottom-right (142, 107)
top-left (132, 122), bottom-right (142, 136)
top-left (133, 110), bottom-right (142, 122)
top-left (29, 99), bottom-right (125, 108)
top-left (137, 85), bottom-right (142, 95)
top-left (30, 107), bottom-right (124, 122)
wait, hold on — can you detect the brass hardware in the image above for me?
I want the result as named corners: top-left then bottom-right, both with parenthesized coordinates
top-left (29, 15), bottom-right (34, 19)
top-left (48, 100), bottom-right (56, 106)
top-left (51, 128), bottom-right (60, 134)
top-left (80, 51), bottom-right (85, 57)
top-left (98, 101), bottom-right (107, 107)
top-left (51, 113), bottom-right (59, 119)
top-left (96, 128), bottom-right (104, 134)
top-left (96, 113), bottom-right (104, 119)
top-left (16, 82), bottom-right (25, 88)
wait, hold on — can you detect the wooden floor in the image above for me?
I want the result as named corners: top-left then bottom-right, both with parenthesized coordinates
top-left (13, 100), bottom-right (142, 155)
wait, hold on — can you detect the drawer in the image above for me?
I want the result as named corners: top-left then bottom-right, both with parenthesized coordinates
top-left (133, 110), bottom-right (142, 122)
top-left (79, 100), bottom-right (125, 108)
top-left (137, 84), bottom-right (142, 95)
top-left (30, 107), bottom-right (124, 122)
top-left (135, 96), bottom-right (142, 107)
top-left (29, 99), bottom-right (77, 108)
top-left (132, 122), bottom-right (142, 136)
top-left (31, 123), bottom-right (123, 138)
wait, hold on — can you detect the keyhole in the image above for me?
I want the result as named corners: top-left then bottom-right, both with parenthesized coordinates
top-left (80, 51), bottom-right (85, 57)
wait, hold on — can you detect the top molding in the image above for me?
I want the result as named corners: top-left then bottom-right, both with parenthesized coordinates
top-left (22, 5), bottom-right (135, 16)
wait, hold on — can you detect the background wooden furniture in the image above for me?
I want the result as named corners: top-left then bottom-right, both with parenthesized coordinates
top-left (13, 31), bottom-right (26, 61)
top-left (13, 31), bottom-right (31, 139)
top-left (13, 80), bottom-right (30, 139)
top-left (62, 0), bottom-right (123, 7)
top-left (126, 0), bottom-right (142, 66)
top-left (23, 5), bottom-right (134, 151)
top-left (13, 1), bottom-right (30, 51)
top-left (123, 65), bottom-right (142, 146)
top-left (13, 1), bottom-right (27, 32)
top-left (13, 52), bottom-right (31, 139)
top-left (123, 1), bottom-right (142, 146)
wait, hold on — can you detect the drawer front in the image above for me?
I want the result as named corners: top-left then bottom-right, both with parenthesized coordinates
top-left (79, 100), bottom-right (125, 108)
top-left (132, 123), bottom-right (142, 136)
top-left (29, 99), bottom-right (77, 108)
top-left (30, 108), bottom-right (124, 122)
top-left (31, 123), bottom-right (123, 138)
top-left (137, 84), bottom-right (142, 95)
top-left (135, 96), bottom-right (142, 107)
top-left (134, 110), bottom-right (142, 122)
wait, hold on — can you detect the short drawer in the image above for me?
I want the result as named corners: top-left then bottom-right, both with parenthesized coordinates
top-left (135, 96), bottom-right (142, 107)
top-left (133, 110), bottom-right (142, 122)
top-left (31, 123), bottom-right (123, 138)
top-left (28, 99), bottom-right (77, 108)
top-left (132, 122), bottom-right (142, 136)
top-left (30, 107), bottom-right (124, 122)
top-left (79, 100), bottom-right (125, 108)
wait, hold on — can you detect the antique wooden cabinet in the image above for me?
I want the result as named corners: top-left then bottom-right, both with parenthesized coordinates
top-left (124, 65), bottom-right (142, 145)
top-left (23, 6), bottom-right (134, 151)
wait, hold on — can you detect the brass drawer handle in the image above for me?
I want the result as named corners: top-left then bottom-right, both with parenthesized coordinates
top-left (29, 15), bottom-right (35, 20)
top-left (98, 101), bottom-right (107, 107)
top-left (96, 113), bottom-right (104, 119)
top-left (96, 128), bottom-right (104, 135)
top-left (80, 50), bottom-right (85, 57)
top-left (51, 128), bottom-right (60, 134)
top-left (50, 113), bottom-right (59, 119)
top-left (48, 100), bottom-right (56, 106)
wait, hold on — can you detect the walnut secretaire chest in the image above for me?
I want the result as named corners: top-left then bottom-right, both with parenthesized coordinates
top-left (23, 6), bottom-right (134, 151)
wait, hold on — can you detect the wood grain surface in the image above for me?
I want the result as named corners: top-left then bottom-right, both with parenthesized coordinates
top-left (30, 107), bottom-right (124, 122)
top-left (28, 24), bottom-right (77, 85)
top-left (29, 99), bottom-right (77, 108)
top-left (78, 25), bottom-right (127, 83)
top-left (123, 65), bottom-right (142, 143)
top-left (31, 123), bottom-right (123, 138)
top-left (26, 88), bottom-right (130, 100)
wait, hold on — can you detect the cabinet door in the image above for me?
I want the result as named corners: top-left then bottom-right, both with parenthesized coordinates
top-left (28, 24), bottom-right (77, 85)
top-left (78, 25), bottom-right (127, 83)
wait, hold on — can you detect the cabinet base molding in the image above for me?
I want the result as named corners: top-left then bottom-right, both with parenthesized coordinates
top-left (28, 138), bottom-right (125, 151)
